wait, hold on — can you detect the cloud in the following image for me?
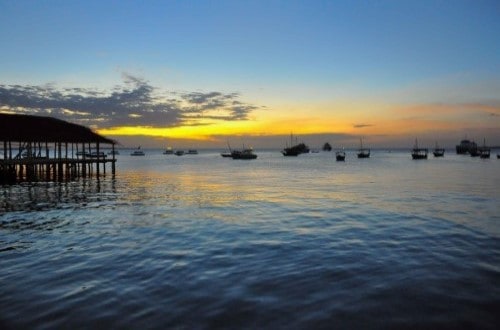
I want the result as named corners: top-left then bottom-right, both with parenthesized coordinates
top-left (353, 123), bottom-right (373, 128)
top-left (0, 74), bottom-right (262, 128)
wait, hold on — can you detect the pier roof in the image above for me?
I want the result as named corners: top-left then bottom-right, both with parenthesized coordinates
top-left (0, 113), bottom-right (115, 144)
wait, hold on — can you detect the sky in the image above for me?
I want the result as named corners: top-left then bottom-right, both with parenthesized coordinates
top-left (0, 0), bottom-right (499, 149)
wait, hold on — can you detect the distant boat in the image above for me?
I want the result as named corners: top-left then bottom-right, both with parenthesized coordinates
top-left (478, 139), bottom-right (490, 159)
top-left (187, 149), bottom-right (198, 155)
top-left (175, 150), bottom-right (185, 156)
top-left (357, 138), bottom-right (370, 158)
top-left (131, 147), bottom-right (145, 156)
top-left (163, 147), bottom-right (173, 155)
top-left (108, 150), bottom-right (119, 155)
top-left (456, 138), bottom-right (477, 155)
top-left (231, 148), bottom-right (257, 160)
top-left (336, 149), bottom-right (346, 161)
top-left (497, 154), bottom-right (500, 159)
top-left (411, 139), bottom-right (428, 159)
top-left (282, 133), bottom-right (309, 156)
top-left (433, 142), bottom-right (445, 157)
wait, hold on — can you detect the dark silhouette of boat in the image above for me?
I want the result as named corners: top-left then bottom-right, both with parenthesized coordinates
top-left (411, 139), bottom-right (428, 159)
top-left (322, 142), bottom-right (332, 151)
top-left (131, 146), bottom-right (145, 156)
top-left (336, 149), bottom-right (346, 161)
top-left (357, 138), bottom-right (370, 158)
top-left (282, 134), bottom-right (309, 156)
top-left (456, 138), bottom-right (477, 155)
top-left (231, 148), bottom-right (257, 160)
top-left (478, 139), bottom-right (490, 159)
top-left (497, 154), bottom-right (500, 159)
top-left (433, 142), bottom-right (445, 157)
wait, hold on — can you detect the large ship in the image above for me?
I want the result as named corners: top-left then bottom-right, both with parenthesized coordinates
top-left (456, 139), bottom-right (477, 155)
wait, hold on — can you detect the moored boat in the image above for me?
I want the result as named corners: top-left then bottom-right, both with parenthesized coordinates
top-left (336, 149), bottom-right (346, 161)
top-left (163, 147), bottom-right (174, 155)
top-left (433, 142), bottom-right (445, 157)
top-left (175, 150), bottom-right (185, 156)
top-left (357, 138), bottom-right (370, 158)
top-left (282, 133), bottom-right (309, 156)
top-left (187, 149), bottom-right (198, 155)
top-left (478, 139), bottom-right (490, 159)
top-left (411, 139), bottom-right (428, 160)
top-left (130, 147), bottom-right (145, 156)
top-left (456, 138), bottom-right (477, 155)
top-left (232, 148), bottom-right (257, 160)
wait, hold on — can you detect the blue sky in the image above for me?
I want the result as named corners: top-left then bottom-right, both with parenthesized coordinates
top-left (1, 0), bottom-right (499, 147)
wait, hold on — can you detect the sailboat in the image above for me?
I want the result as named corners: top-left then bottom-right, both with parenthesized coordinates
top-left (282, 133), bottom-right (309, 156)
top-left (411, 139), bottom-right (428, 160)
top-left (478, 138), bottom-right (490, 159)
top-left (433, 142), bottom-right (445, 157)
top-left (357, 138), bottom-right (370, 158)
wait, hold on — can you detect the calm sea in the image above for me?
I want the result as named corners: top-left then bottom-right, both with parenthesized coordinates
top-left (1, 150), bottom-right (499, 329)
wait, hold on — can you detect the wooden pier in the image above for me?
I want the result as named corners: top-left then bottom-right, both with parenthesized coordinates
top-left (1, 114), bottom-right (117, 184)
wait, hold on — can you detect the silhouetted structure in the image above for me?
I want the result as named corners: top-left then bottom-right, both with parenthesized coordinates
top-left (0, 114), bottom-right (117, 184)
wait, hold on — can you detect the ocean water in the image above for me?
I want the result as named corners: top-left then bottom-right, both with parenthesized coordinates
top-left (1, 150), bottom-right (499, 329)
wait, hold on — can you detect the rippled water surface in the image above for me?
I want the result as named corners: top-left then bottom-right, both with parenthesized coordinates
top-left (1, 150), bottom-right (499, 329)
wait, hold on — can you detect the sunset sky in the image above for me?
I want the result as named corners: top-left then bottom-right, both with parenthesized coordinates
top-left (1, 0), bottom-right (499, 149)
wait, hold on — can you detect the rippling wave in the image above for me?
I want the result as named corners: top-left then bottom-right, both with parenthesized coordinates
top-left (1, 150), bottom-right (499, 329)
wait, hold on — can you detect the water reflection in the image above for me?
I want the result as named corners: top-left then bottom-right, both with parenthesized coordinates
top-left (0, 178), bottom-right (117, 213)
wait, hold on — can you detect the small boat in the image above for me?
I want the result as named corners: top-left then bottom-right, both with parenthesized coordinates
top-left (336, 149), bottom-right (346, 161)
top-left (433, 142), bottom-right (445, 157)
top-left (175, 150), bottom-right (185, 156)
top-left (232, 148), bottom-right (257, 160)
top-left (108, 150), bottom-right (119, 155)
top-left (89, 151), bottom-right (106, 158)
top-left (131, 147), bottom-right (145, 156)
top-left (357, 138), bottom-right (370, 158)
top-left (187, 149), bottom-right (198, 155)
top-left (411, 139), bottom-right (428, 159)
top-left (478, 139), bottom-right (490, 159)
top-left (497, 154), bottom-right (500, 159)
top-left (163, 147), bottom-right (174, 155)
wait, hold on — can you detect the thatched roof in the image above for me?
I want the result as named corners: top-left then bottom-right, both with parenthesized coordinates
top-left (0, 113), bottom-right (115, 144)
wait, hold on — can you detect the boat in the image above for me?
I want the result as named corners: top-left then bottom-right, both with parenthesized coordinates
top-left (163, 147), bottom-right (174, 155)
top-left (456, 138), bottom-right (478, 155)
top-left (130, 147), bottom-right (145, 156)
top-left (282, 134), bottom-right (309, 156)
top-left (433, 142), bottom-right (445, 157)
top-left (175, 150), bottom-right (185, 156)
top-left (357, 138), bottom-right (370, 158)
top-left (108, 150), bottom-right (119, 155)
top-left (231, 148), bottom-right (257, 160)
top-left (478, 139), bottom-right (490, 159)
top-left (336, 149), bottom-right (346, 161)
top-left (187, 149), bottom-right (198, 155)
top-left (411, 139), bottom-right (428, 159)
top-left (89, 151), bottom-right (106, 158)
top-left (497, 154), bottom-right (500, 159)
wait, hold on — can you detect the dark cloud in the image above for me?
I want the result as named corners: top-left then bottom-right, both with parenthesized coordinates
top-left (353, 123), bottom-right (374, 128)
top-left (0, 74), bottom-right (262, 128)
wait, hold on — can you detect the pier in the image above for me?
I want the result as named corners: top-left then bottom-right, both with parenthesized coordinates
top-left (1, 114), bottom-right (117, 184)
